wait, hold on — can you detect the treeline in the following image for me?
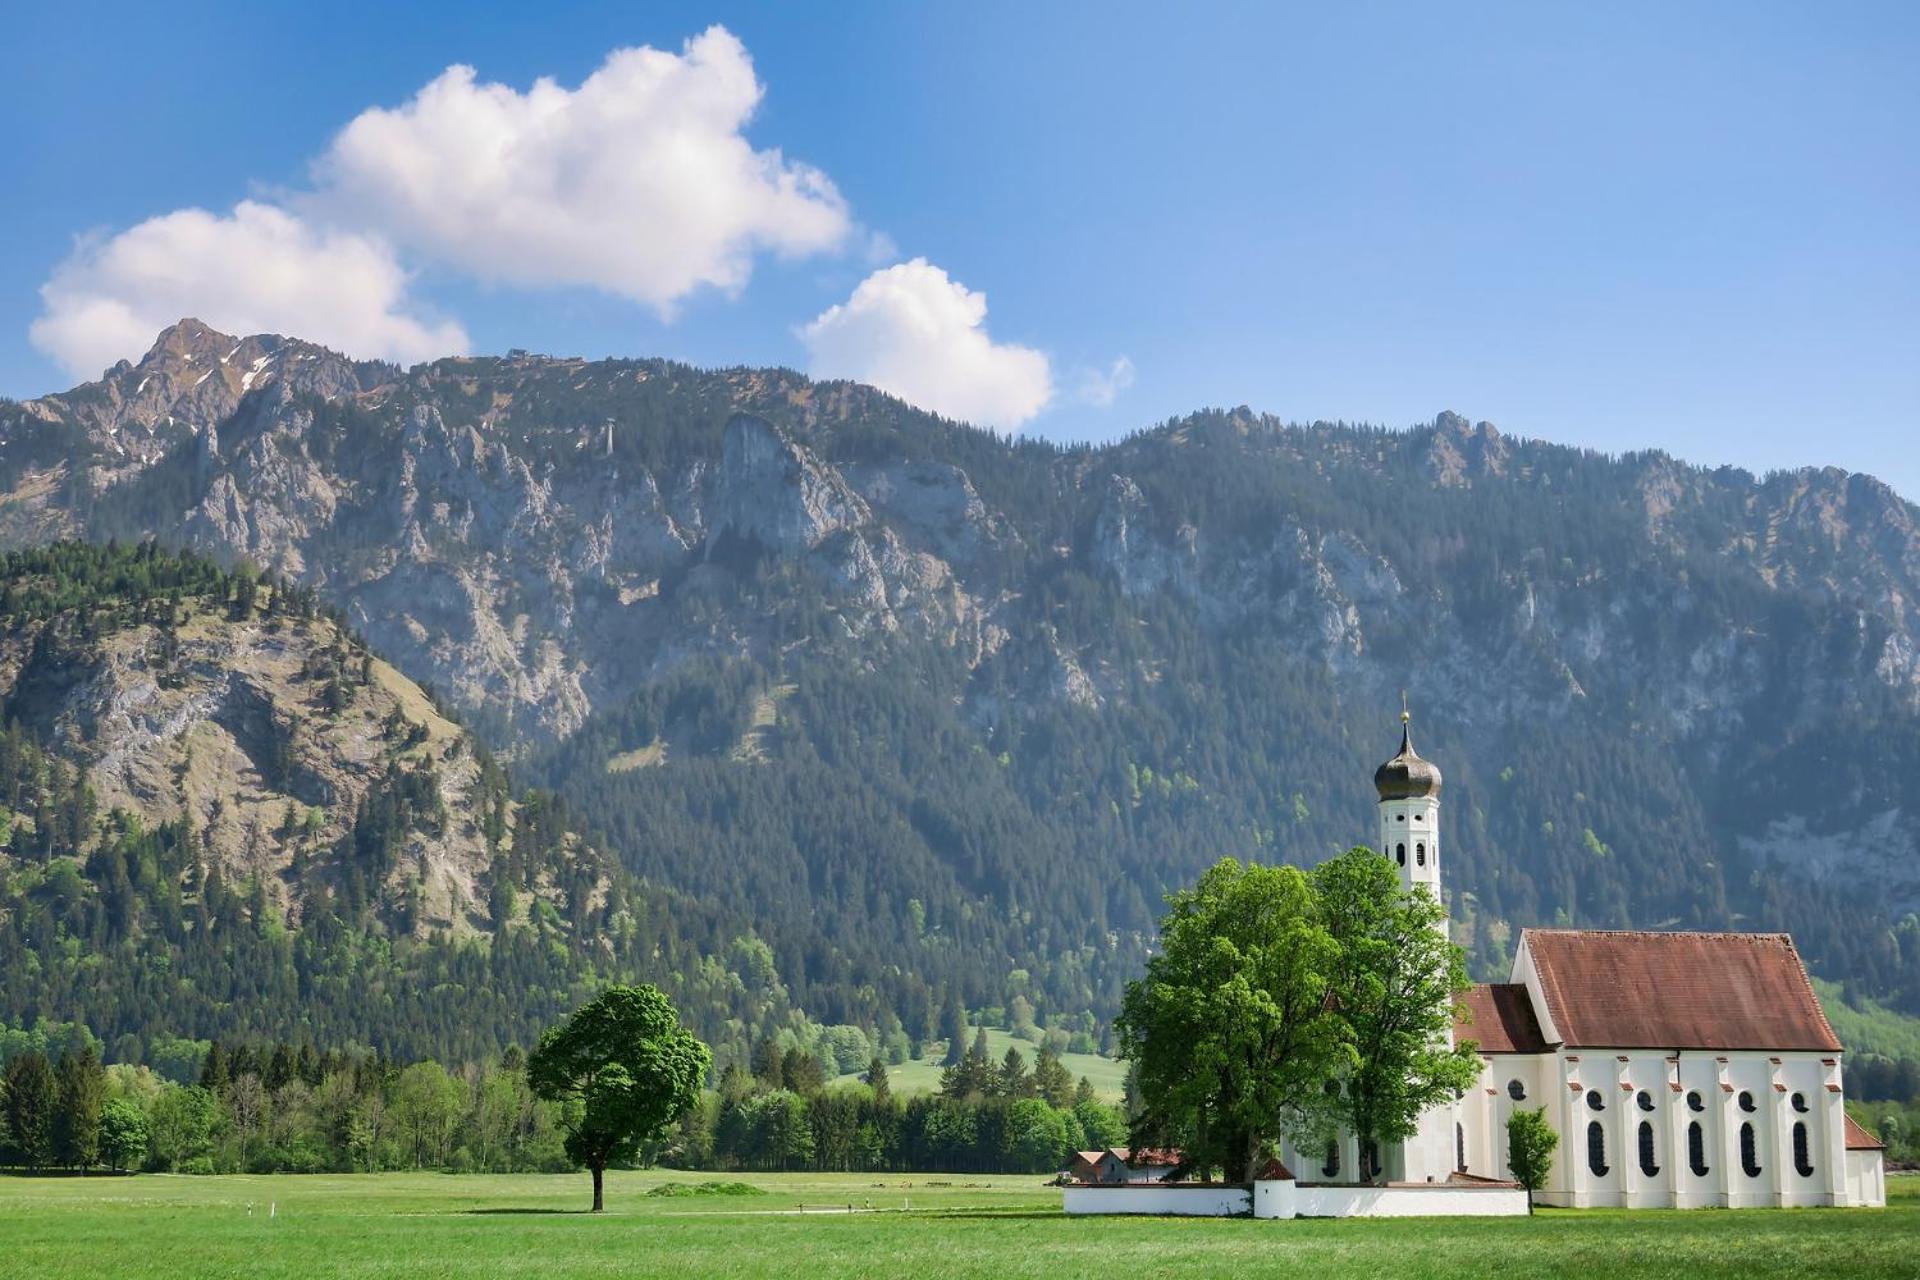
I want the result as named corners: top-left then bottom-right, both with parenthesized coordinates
top-left (0, 1040), bottom-right (571, 1175)
top-left (673, 1028), bottom-right (1125, 1175)
top-left (0, 1030), bottom-right (1126, 1177)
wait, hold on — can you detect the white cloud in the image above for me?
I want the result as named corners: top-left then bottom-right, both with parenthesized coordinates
top-left (310, 26), bottom-right (850, 311)
top-left (1073, 356), bottom-right (1136, 407)
top-left (801, 259), bottom-right (1052, 428)
top-left (30, 200), bottom-right (467, 380)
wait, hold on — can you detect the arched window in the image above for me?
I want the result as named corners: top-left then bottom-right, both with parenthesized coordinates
top-left (1792, 1122), bottom-right (1814, 1178)
top-left (1686, 1091), bottom-right (1704, 1113)
top-left (1396, 843), bottom-right (1406, 866)
top-left (1322, 1140), bottom-right (1340, 1178)
top-left (1416, 843), bottom-right (1426, 866)
top-left (1740, 1122), bottom-right (1761, 1178)
top-left (1507, 1079), bottom-right (1527, 1102)
top-left (1457, 1122), bottom-right (1467, 1173)
top-left (1586, 1090), bottom-right (1605, 1112)
top-left (1362, 1141), bottom-right (1381, 1182)
top-left (1790, 1092), bottom-right (1809, 1114)
top-left (1636, 1090), bottom-right (1655, 1113)
top-left (1687, 1122), bottom-right (1709, 1176)
top-left (1587, 1121), bottom-right (1609, 1176)
top-left (1638, 1121), bottom-right (1659, 1177)
top-left (1737, 1090), bottom-right (1756, 1113)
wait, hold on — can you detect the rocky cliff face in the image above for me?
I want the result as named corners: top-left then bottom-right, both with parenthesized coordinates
top-left (4, 321), bottom-right (1919, 1004)
top-left (0, 572), bottom-right (587, 940)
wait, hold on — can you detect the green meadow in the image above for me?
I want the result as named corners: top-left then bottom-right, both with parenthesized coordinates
top-left (0, 1169), bottom-right (1911, 1279)
top-left (838, 1026), bottom-right (1129, 1102)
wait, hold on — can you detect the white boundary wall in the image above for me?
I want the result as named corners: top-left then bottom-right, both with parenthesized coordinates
top-left (1062, 1184), bottom-right (1251, 1216)
top-left (1062, 1180), bottom-right (1529, 1218)
top-left (1253, 1179), bottom-right (1529, 1219)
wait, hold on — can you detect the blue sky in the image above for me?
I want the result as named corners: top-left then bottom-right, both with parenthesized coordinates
top-left (3, 2), bottom-right (1916, 495)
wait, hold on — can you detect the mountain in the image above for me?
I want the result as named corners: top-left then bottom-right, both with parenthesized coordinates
top-left (0, 541), bottom-right (802, 1066)
top-left (3, 320), bottom-right (1919, 1047)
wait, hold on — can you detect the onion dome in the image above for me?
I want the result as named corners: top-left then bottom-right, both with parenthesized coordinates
top-left (1374, 709), bottom-right (1442, 801)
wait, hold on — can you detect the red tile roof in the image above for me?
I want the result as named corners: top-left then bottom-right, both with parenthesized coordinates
top-left (1522, 929), bottom-right (1842, 1052)
top-left (1456, 983), bottom-right (1549, 1054)
top-left (1845, 1115), bottom-right (1887, 1151)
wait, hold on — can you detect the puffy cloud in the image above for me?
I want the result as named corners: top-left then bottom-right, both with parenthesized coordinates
top-left (311, 26), bottom-right (851, 310)
top-left (801, 259), bottom-right (1052, 428)
top-left (30, 200), bottom-right (466, 380)
top-left (1073, 356), bottom-right (1136, 407)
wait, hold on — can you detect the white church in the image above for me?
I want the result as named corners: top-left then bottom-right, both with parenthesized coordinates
top-left (1067, 713), bottom-right (1888, 1217)
top-left (1276, 713), bottom-right (1887, 1209)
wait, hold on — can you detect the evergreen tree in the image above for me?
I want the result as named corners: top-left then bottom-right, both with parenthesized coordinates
top-left (864, 1057), bottom-right (891, 1104)
top-left (940, 994), bottom-right (969, 1067)
top-left (54, 1048), bottom-right (105, 1170)
top-left (997, 1047), bottom-right (1033, 1100)
top-left (1033, 1046), bottom-right (1074, 1107)
top-left (3, 1051), bottom-right (56, 1169)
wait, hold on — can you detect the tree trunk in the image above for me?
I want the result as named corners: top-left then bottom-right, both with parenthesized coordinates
top-left (591, 1162), bottom-right (605, 1213)
top-left (1526, 1188), bottom-right (1534, 1215)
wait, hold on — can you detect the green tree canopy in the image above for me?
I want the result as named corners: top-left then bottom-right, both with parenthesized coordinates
top-left (528, 985), bottom-right (711, 1211)
top-left (1116, 857), bottom-right (1346, 1180)
top-left (1314, 847), bottom-right (1480, 1180)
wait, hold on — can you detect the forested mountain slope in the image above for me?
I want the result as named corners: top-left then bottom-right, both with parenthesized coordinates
top-left (3, 320), bottom-right (1919, 1045)
top-left (0, 543), bottom-right (805, 1066)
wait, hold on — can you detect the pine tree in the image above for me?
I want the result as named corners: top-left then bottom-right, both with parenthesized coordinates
top-left (750, 1038), bottom-right (785, 1090)
top-left (864, 1057), bottom-right (891, 1104)
top-left (53, 1048), bottom-right (104, 1170)
top-left (997, 1047), bottom-right (1033, 1099)
top-left (940, 993), bottom-right (969, 1067)
top-left (3, 1051), bottom-right (56, 1169)
top-left (1033, 1046), bottom-right (1075, 1107)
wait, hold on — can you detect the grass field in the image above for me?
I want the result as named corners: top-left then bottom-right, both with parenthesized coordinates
top-left (0, 1169), bottom-right (1912, 1279)
top-left (836, 1026), bottom-right (1128, 1101)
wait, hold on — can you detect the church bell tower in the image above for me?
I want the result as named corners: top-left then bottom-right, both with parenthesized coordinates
top-left (1374, 698), bottom-right (1443, 919)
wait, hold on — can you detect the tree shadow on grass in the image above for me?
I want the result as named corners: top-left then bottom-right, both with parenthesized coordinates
top-left (465, 1208), bottom-right (592, 1216)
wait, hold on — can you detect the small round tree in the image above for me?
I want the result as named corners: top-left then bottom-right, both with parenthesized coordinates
top-left (1506, 1105), bottom-right (1559, 1213)
top-left (528, 984), bottom-right (711, 1212)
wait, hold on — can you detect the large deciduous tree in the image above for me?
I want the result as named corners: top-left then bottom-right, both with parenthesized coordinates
top-left (1314, 847), bottom-right (1480, 1181)
top-left (1116, 858), bottom-right (1345, 1181)
top-left (528, 985), bottom-right (710, 1212)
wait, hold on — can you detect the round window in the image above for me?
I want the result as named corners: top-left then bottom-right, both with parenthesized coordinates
top-left (1738, 1091), bottom-right (1756, 1113)
top-left (1587, 1090), bottom-right (1605, 1112)
top-left (1507, 1079), bottom-right (1527, 1102)
top-left (1637, 1090), bottom-right (1655, 1113)
top-left (1687, 1091), bottom-right (1705, 1113)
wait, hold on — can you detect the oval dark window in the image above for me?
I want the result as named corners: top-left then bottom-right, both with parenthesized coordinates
top-left (1636, 1090), bottom-right (1655, 1113)
top-left (1737, 1090), bottom-right (1756, 1113)
top-left (1790, 1092), bottom-right (1808, 1114)
top-left (1588, 1121), bottom-right (1609, 1176)
top-left (1396, 843), bottom-right (1406, 866)
top-left (1638, 1121), bottom-right (1659, 1177)
top-left (1687, 1090), bottom-right (1704, 1113)
top-left (1586, 1090), bottom-right (1605, 1112)
top-left (1687, 1121), bottom-right (1709, 1177)
top-left (1740, 1122), bottom-right (1761, 1177)
top-left (1415, 843), bottom-right (1426, 867)
top-left (1507, 1079), bottom-right (1526, 1102)
top-left (1792, 1122), bottom-right (1813, 1178)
